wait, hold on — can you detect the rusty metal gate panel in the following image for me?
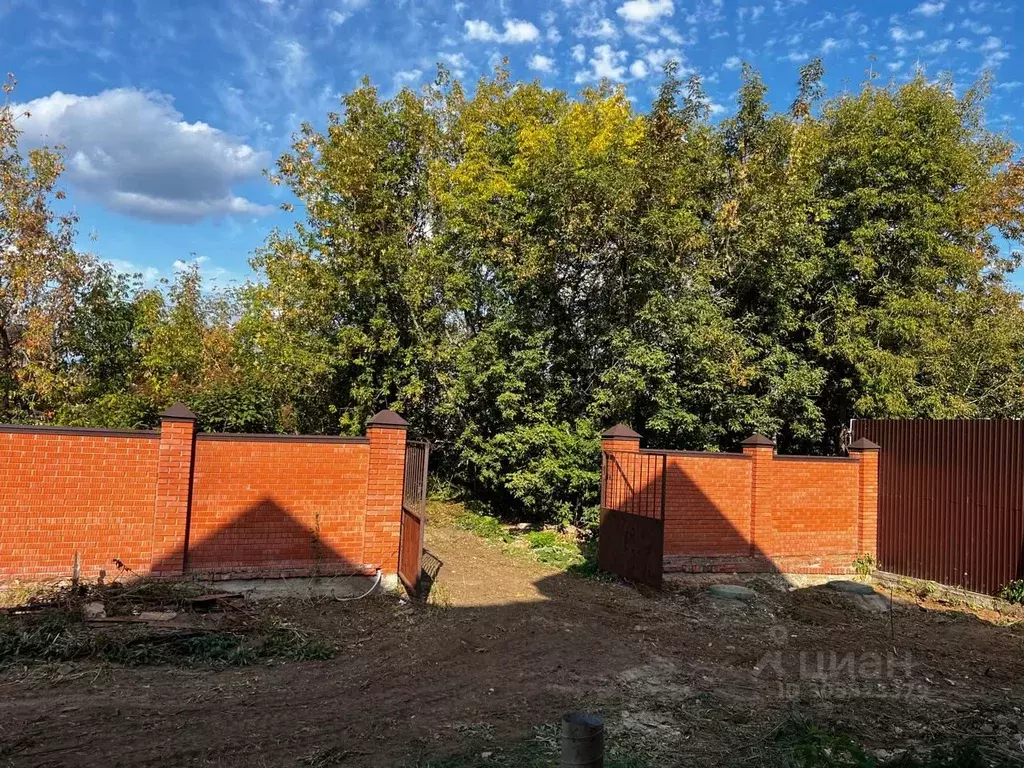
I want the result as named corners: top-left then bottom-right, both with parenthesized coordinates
top-left (597, 451), bottom-right (666, 588)
top-left (852, 419), bottom-right (1024, 595)
top-left (398, 440), bottom-right (429, 596)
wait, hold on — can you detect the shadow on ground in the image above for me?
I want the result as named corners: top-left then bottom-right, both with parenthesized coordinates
top-left (2, 519), bottom-right (1023, 768)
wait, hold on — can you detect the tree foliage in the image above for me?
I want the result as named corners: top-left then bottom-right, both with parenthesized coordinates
top-left (3, 64), bottom-right (1023, 524)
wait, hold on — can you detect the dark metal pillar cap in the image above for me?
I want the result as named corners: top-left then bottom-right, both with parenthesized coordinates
top-left (849, 437), bottom-right (881, 451)
top-left (601, 424), bottom-right (641, 440)
top-left (367, 409), bottom-right (409, 429)
top-left (741, 433), bottom-right (775, 447)
top-left (160, 402), bottom-right (197, 422)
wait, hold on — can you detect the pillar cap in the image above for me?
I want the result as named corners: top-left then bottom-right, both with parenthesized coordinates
top-left (160, 402), bottom-right (197, 422)
top-left (741, 433), bottom-right (775, 447)
top-left (367, 409), bottom-right (409, 429)
top-left (849, 437), bottom-right (880, 452)
top-left (601, 424), bottom-right (641, 440)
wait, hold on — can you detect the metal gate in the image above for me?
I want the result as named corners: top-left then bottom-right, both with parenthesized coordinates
top-left (597, 451), bottom-right (666, 588)
top-left (852, 419), bottom-right (1024, 595)
top-left (398, 440), bottom-right (430, 596)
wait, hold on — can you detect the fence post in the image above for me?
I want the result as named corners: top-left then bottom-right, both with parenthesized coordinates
top-left (151, 403), bottom-right (196, 577)
top-left (849, 437), bottom-right (880, 558)
top-left (742, 434), bottom-right (775, 562)
top-left (365, 409), bottom-right (408, 578)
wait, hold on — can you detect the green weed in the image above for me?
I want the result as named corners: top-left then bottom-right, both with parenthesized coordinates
top-left (998, 579), bottom-right (1024, 605)
top-left (454, 508), bottom-right (596, 573)
top-left (853, 553), bottom-right (875, 580)
top-left (751, 717), bottom-right (1014, 768)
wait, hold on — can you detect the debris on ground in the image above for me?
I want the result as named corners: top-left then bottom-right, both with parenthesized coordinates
top-left (1, 505), bottom-right (1023, 767)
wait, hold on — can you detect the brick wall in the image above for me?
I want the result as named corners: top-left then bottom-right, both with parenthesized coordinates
top-left (661, 452), bottom-right (753, 558)
top-left (601, 428), bottom-right (880, 575)
top-left (0, 406), bottom-right (411, 583)
top-left (185, 437), bottom-right (371, 578)
top-left (0, 428), bottom-right (159, 582)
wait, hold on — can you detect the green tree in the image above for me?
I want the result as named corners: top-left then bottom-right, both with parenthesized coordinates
top-left (0, 74), bottom-right (94, 421)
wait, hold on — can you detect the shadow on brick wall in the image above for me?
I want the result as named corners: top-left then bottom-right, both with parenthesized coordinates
top-left (602, 444), bottom-right (869, 583)
top-left (151, 497), bottom-right (364, 578)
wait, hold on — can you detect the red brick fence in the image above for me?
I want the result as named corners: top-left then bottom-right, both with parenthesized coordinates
top-left (0, 405), bottom-right (414, 583)
top-left (598, 425), bottom-right (880, 587)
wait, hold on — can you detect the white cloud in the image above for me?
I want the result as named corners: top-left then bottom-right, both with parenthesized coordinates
top-left (629, 59), bottom-right (649, 78)
top-left (962, 20), bottom-right (991, 35)
top-left (326, 10), bottom-right (349, 27)
top-left (739, 5), bottom-right (766, 22)
top-left (16, 89), bottom-right (272, 224)
top-left (173, 254), bottom-right (209, 271)
top-left (616, 0), bottom-right (673, 24)
top-left (660, 26), bottom-right (685, 44)
top-left (276, 40), bottom-right (311, 93)
top-left (783, 50), bottom-right (810, 62)
top-left (574, 44), bottom-right (628, 82)
top-left (980, 36), bottom-right (1002, 52)
top-left (983, 50), bottom-right (1009, 68)
top-left (911, 1), bottom-right (945, 16)
top-left (644, 48), bottom-right (687, 72)
top-left (439, 52), bottom-right (469, 78)
top-left (529, 54), bottom-right (556, 72)
top-left (464, 18), bottom-right (541, 43)
top-left (571, 43), bottom-right (587, 63)
top-left (890, 26), bottom-right (925, 41)
top-left (922, 39), bottom-right (950, 54)
top-left (108, 258), bottom-right (159, 285)
top-left (723, 54), bottom-right (742, 69)
top-left (394, 69), bottom-right (423, 85)
top-left (577, 16), bottom-right (619, 39)
top-left (820, 37), bottom-right (847, 53)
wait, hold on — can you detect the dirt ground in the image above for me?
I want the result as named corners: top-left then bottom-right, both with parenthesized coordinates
top-left (2, 515), bottom-right (1024, 767)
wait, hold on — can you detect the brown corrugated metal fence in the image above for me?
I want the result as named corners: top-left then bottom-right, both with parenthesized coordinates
top-left (852, 419), bottom-right (1024, 595)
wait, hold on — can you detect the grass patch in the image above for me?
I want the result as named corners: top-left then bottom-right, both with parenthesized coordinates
top-left (413, 716), bottom-right (1019, 768)
top-left (749, 717), bottom-right (1016, 768)
top-left (411, 722), bottom-right (655, 768)
top-left (452, 508), bottom-right (591, 572)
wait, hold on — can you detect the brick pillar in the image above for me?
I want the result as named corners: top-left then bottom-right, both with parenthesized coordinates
top-left (601, 424), bottom-right (642, 511)
top-left (364, 409), bottom-right (408, 575)
top-left (151, 403), bottom-right (196, 577)
top-left (742, 434), bottom-right (775, 561)
top-left (849, 437), bottom-right (880, 556)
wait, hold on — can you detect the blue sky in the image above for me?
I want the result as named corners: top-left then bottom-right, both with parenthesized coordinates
top-left (0, 0), bottom-right (1020, 288)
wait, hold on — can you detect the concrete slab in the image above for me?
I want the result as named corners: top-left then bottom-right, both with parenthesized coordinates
top-left (200, 575), bottom-right (383, 601)
top-left (828, 580), bottom-right (876, 595)
top-left (708, 584), bottom-right (756, 601)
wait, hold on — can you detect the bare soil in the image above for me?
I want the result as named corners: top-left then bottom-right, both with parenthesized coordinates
top-left (2, 513), bottom-right (1024, 767)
